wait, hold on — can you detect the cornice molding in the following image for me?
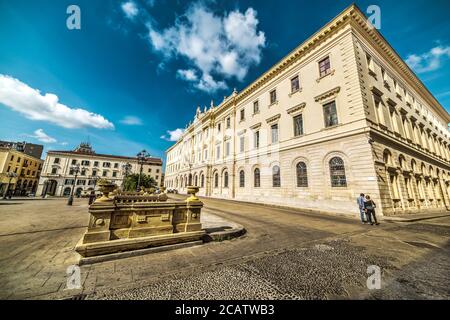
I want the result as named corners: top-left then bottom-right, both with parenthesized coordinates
top-left (314, 86), bottom-right (341, 102)
top-left (266, 114), bottom-right (281, 124)
top-left (287, 103), bottom-right (306, 115)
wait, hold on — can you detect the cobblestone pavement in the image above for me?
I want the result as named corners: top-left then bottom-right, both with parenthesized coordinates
top-left (0, 197), bottom-right (449, 300)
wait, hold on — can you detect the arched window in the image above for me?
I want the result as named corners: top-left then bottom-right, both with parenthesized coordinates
top-left (224, 171), bottom-right (229, 188)
top-left (411, 160), bottom-right (417, 173)
top-left (383, 150), bottom-right (392, 166)
top-left (329, 157), bottom-right (347, 187)
top-left (239, 170), bottom-right (245, 187)
top-left (214, 173), bottom-right (219, 188)
top-left (188, 174), bottom-right (192, 186)
top-left (272, 166), bottom-right (281, 187)
top-left (296, 162), bottom-right (308, 187)
top-left (201, 174), bottom-right (204, 188)
top-left (254, 168), bottom-right (260, 187)
top-left (194, 175), bottom-right (198, 186)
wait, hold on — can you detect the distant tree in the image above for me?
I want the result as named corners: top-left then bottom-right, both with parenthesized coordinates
top-left (123, 174), bottom-right (157, 191)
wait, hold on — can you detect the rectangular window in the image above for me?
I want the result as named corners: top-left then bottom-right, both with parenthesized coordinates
top-left (217, 123), bottom-right (221, 132)
top-left (270, 89), bottom-right (277, 104)
top-left (271, 124), bottom-right (279, 143)
top-left (254, 131), bottom-right (260, 148)
top-left (319, 56), bottom-right (331, 77)
top-left (226, 141), bottom-right (230, 156)
top-left (240, 136), bottom-right (245, 153)
top-left (253, 100), bottom-right (259, 113)
top-left (7, 166), bottom-right (11, 172)
top-left (291, 75), bottom-right (300, 92)
top-left (323, 101), bottom-right (338, 127)
top-left (216, 146), bottom-right (220, 159)
top-left (10, 155), bottom-right (14, 161)
top-left (293, 114), bottom-right (304, 136)
top-left (102, 171), bottom-right (107, 177)
top-left (226, 117), bottom-right (231, 128)
top-left (54, 158), bottom-right (60, 164)
top-left (114, 163), bottom-right (119, 168)
top-left (204, 149), bottom-right (208, 160)
top-left (92, 170), bottom-right (97, 176)
top-left (366, 54), bottom-right (375, 73)
top-left (94, 161), bottom-right (99, 167)
top-left (240, 109), bottom-right (245, 121)
top-left (71, 159), bottom-right (77, 165)
top-left (112, 172), bottom-right (117, 177)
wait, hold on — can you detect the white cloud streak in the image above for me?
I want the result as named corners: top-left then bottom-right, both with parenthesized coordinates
top-left (0, 74), bottom-right (114, 129)
top-left (406, 45), bottom-right (450, 73)
top-left (147, 3), bottom-right (266, 92)
top-left (161, 128), bottom-right (185, 141)
top-left (30, 129), bottom-right (57, 143)
top-left (120, 115), bottom-right (143, 125)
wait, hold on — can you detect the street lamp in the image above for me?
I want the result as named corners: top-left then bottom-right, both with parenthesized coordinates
top-left (67, 164), bottom-right (81, 206)
top-left (2, 172), bottom-right (18, 199)
top-left (136, 150), bottom-right (150, 191)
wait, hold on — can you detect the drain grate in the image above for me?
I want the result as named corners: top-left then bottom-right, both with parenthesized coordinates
top-left (64, 294), bottom-right (87, 300)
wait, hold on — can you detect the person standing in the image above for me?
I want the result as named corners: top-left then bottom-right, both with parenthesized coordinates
top-left (357, 193), bottom-right (367, 224)
top-left (364, 195), bottom-right (379, 225)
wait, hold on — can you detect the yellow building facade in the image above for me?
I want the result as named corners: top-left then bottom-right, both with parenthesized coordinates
top-left (164, 4), bottom-right (450, 216)
top-left (0, 147), bottom-right (43, 196)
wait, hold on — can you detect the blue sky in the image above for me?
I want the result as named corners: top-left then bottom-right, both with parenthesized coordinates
top-left (1, 0), bottom-right (450, 164)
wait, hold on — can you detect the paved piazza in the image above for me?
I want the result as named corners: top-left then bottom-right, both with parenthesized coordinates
top-left (0, 196), bottom-right (449, 300)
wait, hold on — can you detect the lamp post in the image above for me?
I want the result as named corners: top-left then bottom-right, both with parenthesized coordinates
top-left (67, 164), bottom-right (80, 206)
top-left (136, 150), bottom-right (150, 191)
top-left (2, 172), bottom-right (18, 199)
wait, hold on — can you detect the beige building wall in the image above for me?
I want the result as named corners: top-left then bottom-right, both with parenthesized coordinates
top-left (0, 147), bottom-right (43, 196)
top-left (164, 4), bottom-right (450, 217)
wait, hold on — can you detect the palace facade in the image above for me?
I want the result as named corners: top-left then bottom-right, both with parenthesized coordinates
top-left (164, 4), bottom-right (450, 216)
top-left (37, 143), bottom-right (163, 197)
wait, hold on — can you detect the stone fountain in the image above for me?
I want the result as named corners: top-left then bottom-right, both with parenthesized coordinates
top-left (75, 184), bottom-right (204, 261)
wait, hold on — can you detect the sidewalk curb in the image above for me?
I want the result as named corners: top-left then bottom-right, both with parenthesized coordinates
top-left (203, 225), bottom-right (247, 242)
top-left (382, 213), bottom-right (450, 223)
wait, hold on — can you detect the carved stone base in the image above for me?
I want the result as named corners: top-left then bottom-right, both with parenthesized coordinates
top-left (75, 230), bottom-right (205, 257)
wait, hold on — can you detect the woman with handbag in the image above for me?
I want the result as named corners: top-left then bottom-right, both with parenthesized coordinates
top-left (364, 195), bottom-right (379, 225)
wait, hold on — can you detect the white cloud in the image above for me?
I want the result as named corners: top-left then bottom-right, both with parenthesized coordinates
top-left (120, 115), bottom-right (143, 125)
top-left (406, 45), bottom-right (450, 73)
top-left (161, 128), bottom-right (185, 141)
top-left (147, 3), bottom-right (266, 92)
top-left (0, 74), bottom-right (114, 129)
top-left (30, 129), bottom-right (57, 143)
top-left (121, 1), bottom-right (139, 19)
top-left (177, 69), bottom-right (198, 82)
